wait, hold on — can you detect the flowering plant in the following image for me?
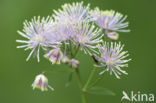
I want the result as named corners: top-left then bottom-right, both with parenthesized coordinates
top-left (16, 2), bottom-right (131, 103)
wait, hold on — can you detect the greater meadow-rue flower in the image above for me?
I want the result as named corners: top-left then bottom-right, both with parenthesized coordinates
top-left (90, 8), bottom-right (130, 33)
top-left (53, 2), bottom-right (91, 25)
top-left (16, 16), bottom-right (60, 62)
top-left (44, 48), bottom-right (63, 64)
top-left (16, 2), bottom-right (132, 99)
top-left (71, 22), bottom-right (103, 55)
top-left (96, 42), bottom-right (131, 79)
top-left (50, 22), bottom-right (74, 42)
top-left (32, 74), bottom-right (54, 91)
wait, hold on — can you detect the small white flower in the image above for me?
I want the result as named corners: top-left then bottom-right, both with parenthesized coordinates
top-left (16, 16), bottom-right (60, 62)
top-left (71, 22), bottom-right (103, 55)
top-left (90, 8), bottom-right (130, 32)
top-left (96, 42), bottom-right (131, 79)
top-left (53, 2), bottom-right (91, 25)
top-left (32, 74), bottom-right (54, 91)
top-left (50, 23), bottom-right (73, 42)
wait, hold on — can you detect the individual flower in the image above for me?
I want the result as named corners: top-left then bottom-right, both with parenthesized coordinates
top-left (16, 16), bottom-right (60, 62)
top-left (44, 48), bottom-right (63, 64)
top-left (90, 8), bottom-right (130, 32)
top-left (32, 74), bottom-right (54, 91)
top-left (69, 59), bottom-right (79, 68)
top-left (53, 2), bottom-right (91, 25)
top-left (71, 22), bottom-right (103, 55)
top-left (96, 42), bottom-right (131, 79)
top-left (50, 23), bottom-right (73, 42)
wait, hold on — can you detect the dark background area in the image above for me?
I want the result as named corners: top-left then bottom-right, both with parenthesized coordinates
top-left (0, 0), bottom-right (156, 103)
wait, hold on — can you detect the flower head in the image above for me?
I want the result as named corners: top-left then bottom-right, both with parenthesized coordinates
top-left (96, 42), bottom-right (131, 79)
top-left (90, 8), bottom-right (130, 32)
top-left (16, 16), bottom-right (60, 62)
top-left (50, 23), bottom-right (74, 42)
top-left (44, 48), bottom-right (63, 64)
top-left (53, 2), bottom-right (91, 25)
top-left (32, 74), bottom-right (54, 91)
top-left (71, 22), bottom-right (103, 55)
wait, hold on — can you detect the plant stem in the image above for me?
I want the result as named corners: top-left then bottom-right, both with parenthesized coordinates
top-left (69, 41), bottom-right (73, 58)
top-left (76, 68), bottom-right (88, 103)
top-left (70, 44), bottom-right (86, 103)
top-left (89, 74), bottom-right (104, 88)
top-left (83, 67), bottom-right (97, 91)
top-left (73, 45), bottom-right (80, 58)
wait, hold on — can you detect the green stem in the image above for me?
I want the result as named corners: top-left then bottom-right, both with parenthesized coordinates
top-left (65, 72), bottom-right (73, 87)
top-left (89, 74), bottom-right (104, 88)
top-left (73, 45), bottom-right (80, 58)
top-left (69, 44), bottom-right (86, 103)
top-left (69, 41), bottom-right (73, 58)
top-left (83, 67), bottom-right (97, 91)
top-left (76, 68), bottom-right (88, 103)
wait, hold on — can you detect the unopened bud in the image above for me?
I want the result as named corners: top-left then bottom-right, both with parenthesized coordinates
top-left (32, 74), bottom-right (54, 91)
top-left (62, 56), bottom-right (69, 64)
top-left (69, 59), bottom-right (79, 68)
top-left (44, 48), bottom-right (63, 64)
top-left (107, 32), bottom-right (119, 40)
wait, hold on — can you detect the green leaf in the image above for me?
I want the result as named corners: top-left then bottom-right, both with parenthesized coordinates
top-left (87, 87), bottom-right (115, 96)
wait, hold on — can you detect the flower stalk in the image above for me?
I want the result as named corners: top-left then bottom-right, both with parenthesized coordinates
top-left (76, 68), bottom-right (88, 103)
top-left (83, 67), bottom-right (97, 91)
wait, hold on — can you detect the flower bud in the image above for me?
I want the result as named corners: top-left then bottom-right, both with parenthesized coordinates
top-left (44, 48), bottom-right (63, 64)
top-left (62, 56), bottom-right (69, 64)
top-left (69, 59), bottom-right (79, 68)
top-left (107, 32), bottom-right (119, 40)
top-left (32, 74), bottom-right (54, 91)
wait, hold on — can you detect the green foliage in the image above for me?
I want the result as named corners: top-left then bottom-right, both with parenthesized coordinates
top-left (87, 87), bottom-right (115, 96)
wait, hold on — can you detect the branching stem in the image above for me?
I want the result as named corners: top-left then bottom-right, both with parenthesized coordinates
top-left (83, 67), bottom-right (97, 91)
top-left (76, 68), bottom-right (88, 103)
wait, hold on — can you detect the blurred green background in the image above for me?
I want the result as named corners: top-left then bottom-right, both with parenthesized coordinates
top-left (0, 0), bottom-right (156, 103)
